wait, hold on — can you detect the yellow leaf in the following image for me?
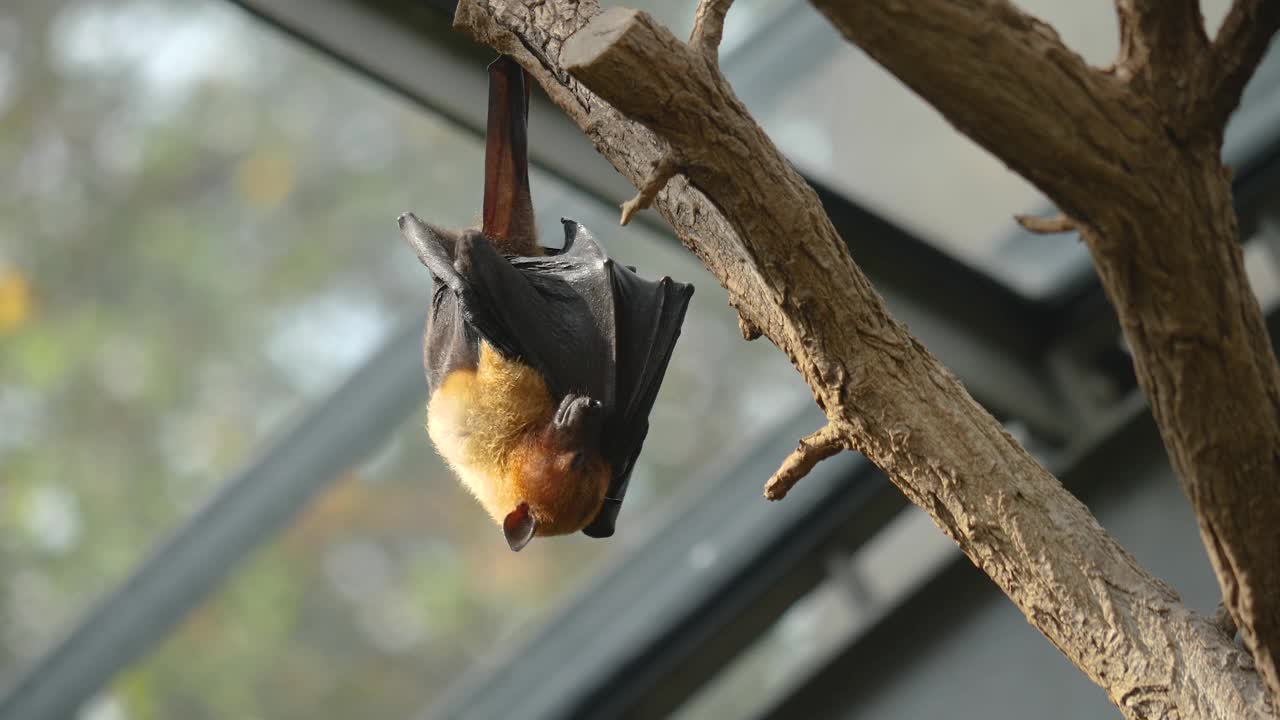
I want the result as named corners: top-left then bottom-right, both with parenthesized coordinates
top-left (0, 267), bottom-right (33, 335)
top-left (235, 149), bottom-right (296, 209)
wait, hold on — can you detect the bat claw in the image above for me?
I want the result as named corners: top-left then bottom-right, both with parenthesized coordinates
top-left (553, 395), bottom-right (603, 441)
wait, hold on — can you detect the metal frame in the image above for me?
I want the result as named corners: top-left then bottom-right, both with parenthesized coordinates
top-left (7, 1), bottom-right (1280, 719)
top-left (0, 321), bottom-right (428, 720)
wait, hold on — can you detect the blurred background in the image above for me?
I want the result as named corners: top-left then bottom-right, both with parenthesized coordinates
top-left (0, 1), bottom-right (1276, 719)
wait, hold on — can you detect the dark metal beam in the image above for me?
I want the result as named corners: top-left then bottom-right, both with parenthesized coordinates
top-left (0, 322), bottom-right (428, 720)
top-left (751, 411), bottom-right (1171, 720)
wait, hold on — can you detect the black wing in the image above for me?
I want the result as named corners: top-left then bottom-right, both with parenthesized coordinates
top-left (400, 213), bottom-right (693, 538)
top-left (564, 220), bottom-right (694, 538)
top-left (398, 212), bottom-right (614, 406)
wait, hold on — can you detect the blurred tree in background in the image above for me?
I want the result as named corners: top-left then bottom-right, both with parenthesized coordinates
top-left (0, 1), bottom-right (801, 717)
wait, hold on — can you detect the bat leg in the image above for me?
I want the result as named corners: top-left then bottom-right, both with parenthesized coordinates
top-left (482, 56), bottom-right (537, 253)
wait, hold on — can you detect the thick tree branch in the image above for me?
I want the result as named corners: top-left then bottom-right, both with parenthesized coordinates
top-left (1193, 0), bottom-right (1280, 132)
top-left (452, 0), bottom-right (1274, 716)
top-left (1115, 1), bottom-right (1208, 109)
top-left (811, 0), bottom-right (1280, 706)
top-left (790, 1), bottom-right (1148, 225)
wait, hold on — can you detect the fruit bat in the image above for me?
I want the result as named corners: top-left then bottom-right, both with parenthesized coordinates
top-left (398, 56), bottom-right (693, 552)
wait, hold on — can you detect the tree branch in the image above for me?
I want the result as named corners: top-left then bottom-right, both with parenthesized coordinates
top-left (811, 0), bottom-right (1280, 706)
top-left (452, 0), bottom-right (1275, 716)
top-left (795, 0), bottom-right (1148, 224)
top-left (763, 424), bottom-right (845, 501)
top-left (688, 0), bottom-right (732, 65)
top-left (1114, 0), bottom-right (1208, 106)
top-left (1194, 0), bottom-right (1280, 132)
top-left (1015, 212), bottom-right (1077, 235)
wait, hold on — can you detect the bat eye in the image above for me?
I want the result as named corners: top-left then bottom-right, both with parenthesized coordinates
top-left (570, 451), bottom-right (586, 472)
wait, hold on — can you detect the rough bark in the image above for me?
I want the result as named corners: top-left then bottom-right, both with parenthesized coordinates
top-left (451, 0), bottom-right (1276, 716)
top-left (808, 0), bottom-right (1280, 707)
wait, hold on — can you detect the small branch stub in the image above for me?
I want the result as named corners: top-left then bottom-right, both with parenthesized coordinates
top-left (1199, 0), bottom-right (1280, 132)
top-left (1015, 213), bottom-right (1077, 235)
top-left (764, 424), bottom-right (846, 501)
top-left (620, 154), bottom-right (681, 225)
top-left (689, 0), bottom-right (734, 65)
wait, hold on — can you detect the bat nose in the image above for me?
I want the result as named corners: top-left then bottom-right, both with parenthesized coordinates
top-left (397, 212), bottom-right (416, 229)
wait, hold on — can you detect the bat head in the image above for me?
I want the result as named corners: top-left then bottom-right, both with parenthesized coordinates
top-left (504, 395), bottom-right (611, 551)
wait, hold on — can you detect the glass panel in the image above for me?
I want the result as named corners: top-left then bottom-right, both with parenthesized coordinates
top-left (673, 507), bottom-right (957, 720)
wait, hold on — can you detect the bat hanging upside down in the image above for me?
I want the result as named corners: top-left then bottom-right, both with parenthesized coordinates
top-left (398, 56), bottom-right (693, 551)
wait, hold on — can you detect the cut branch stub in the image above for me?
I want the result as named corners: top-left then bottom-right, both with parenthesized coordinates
top-left (1015, 213), bottom-right (1077, 235)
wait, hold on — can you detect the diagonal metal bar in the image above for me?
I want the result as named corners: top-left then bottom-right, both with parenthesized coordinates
top-left (0, 321), bottom-right (428, 720)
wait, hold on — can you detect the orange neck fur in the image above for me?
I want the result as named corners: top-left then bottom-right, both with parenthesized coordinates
top-left (427, 344), bottom-right (608, 536)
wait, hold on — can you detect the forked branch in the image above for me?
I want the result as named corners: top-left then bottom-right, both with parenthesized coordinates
top-left (1114, 0), bottom-right (1208, 100)
top-left (1196, 0), bottom-right (1280, 131)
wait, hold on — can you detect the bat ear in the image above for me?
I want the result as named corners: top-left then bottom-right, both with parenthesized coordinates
top-left (503, 502), bottom-right (537, 552)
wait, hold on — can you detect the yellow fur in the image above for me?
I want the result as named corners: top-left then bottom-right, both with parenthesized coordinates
top-left (427, 344), bottom-right (553, 524)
